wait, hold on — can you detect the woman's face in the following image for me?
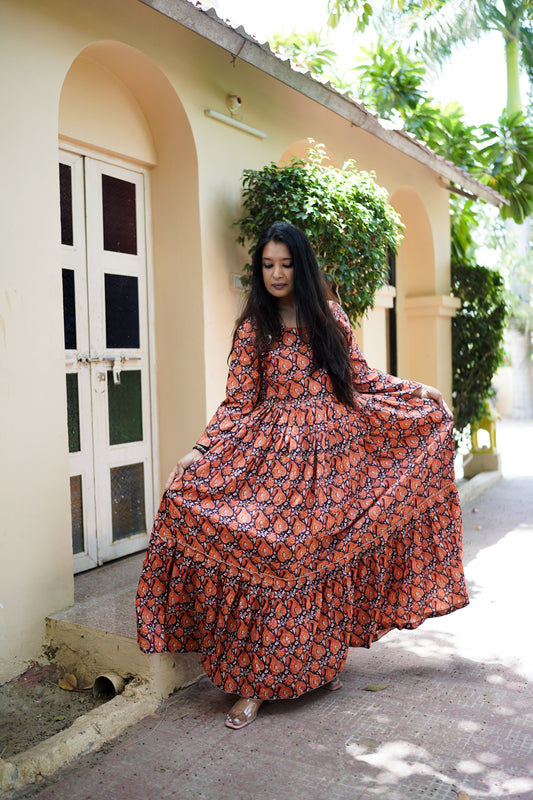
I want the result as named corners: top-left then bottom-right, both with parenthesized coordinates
top-left (261, 240), bottom-right (294, 304)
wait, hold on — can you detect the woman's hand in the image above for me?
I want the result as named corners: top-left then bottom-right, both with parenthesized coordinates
top-left (164, 449), bottom-right (203, 492)
top-left (412, 384), bottom-right (452, 416)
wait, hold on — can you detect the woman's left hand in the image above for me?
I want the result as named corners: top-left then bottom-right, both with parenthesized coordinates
top-left (413, 384), bottom-right (452, 416)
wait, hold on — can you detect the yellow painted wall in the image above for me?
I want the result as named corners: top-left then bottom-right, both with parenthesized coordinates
top-left (60, 56), bottom-right (157, 165)
top-left (0, 0), bottom-right (457, 681)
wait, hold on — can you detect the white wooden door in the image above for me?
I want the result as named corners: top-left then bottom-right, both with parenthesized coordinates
top-left (60, 150), bottom-right (153, 573)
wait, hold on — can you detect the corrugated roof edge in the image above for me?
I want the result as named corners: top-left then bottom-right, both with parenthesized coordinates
top-left (138, 0), bottom-right (504, 208)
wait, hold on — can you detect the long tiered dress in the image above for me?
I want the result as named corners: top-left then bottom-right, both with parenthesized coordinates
top-left (136, 303), bottom-right (468, 700)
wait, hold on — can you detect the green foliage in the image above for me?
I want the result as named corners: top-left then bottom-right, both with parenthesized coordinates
top-left (355, 39), bottom-right (426, 118)
top-left (405, 100), bottom-right (480, 171)
top-left (485, 215), bottom-right (533, 334)
top-left (327, 0), bottom-right (440, 32)
top-left (269, 30), bottom-right (337, 73)
top-left (351, 45), bottom-right (533, 226)
top-left (268, 30), bottom-right (352, 89)
top-left (449, 198), bottom-right (479, 266)
top-left (451, 263), bottom-right (508, 435)
top-left (327, 0), bottom-right (375, 32)
top-left (478, 110), bottom-right (533, 222)
top-left (269, 11), bottom-right (533, 230)
top-left (234, 145), bottom-right (404, 321)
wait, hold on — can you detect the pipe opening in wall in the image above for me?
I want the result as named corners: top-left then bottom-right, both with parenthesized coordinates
top-left (92, 672), bottom-right (126, 700)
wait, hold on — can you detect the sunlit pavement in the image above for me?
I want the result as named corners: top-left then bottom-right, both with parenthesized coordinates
top-left (13, 420), bottom-right (533, 800)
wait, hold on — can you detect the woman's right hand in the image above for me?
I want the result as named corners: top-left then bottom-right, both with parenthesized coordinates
top-left (164, 449), bottom-right (203, 492)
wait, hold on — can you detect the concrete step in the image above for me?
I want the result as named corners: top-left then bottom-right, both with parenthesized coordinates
top-left (46, 552), bottom-right (202, 698)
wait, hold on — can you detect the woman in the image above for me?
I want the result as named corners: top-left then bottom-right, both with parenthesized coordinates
top-left (136, 222), bottom-right (468, 730)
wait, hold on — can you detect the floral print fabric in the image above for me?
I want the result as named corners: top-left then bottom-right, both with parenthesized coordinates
top-left (136, 303), bottom-right (468, 699)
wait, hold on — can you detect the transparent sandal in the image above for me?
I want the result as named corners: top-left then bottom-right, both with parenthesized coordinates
top-left (324, 677), bottom-right (343, 691)
top-left (224, 697), bottom-right (264, 730)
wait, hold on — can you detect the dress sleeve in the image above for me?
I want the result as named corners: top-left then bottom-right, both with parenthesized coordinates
top-left (330, 302), bottom-right (422, 396)
top-left (196, 317), bottom-right (261, 449)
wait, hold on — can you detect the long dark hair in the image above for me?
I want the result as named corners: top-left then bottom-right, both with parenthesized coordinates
top-left (233, 221), bottom-right (355, 407)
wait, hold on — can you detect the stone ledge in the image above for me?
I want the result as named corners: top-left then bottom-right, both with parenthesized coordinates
top-left (457, 469), bottom-right (502, 506)
top-left (0, 681), bottom-right (159, 794)
top-left (463, 451), bottom-right (501, 479)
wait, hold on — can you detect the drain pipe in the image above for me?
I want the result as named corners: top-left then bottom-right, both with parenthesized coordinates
top-left (92, 672), bottom-right (126, 700)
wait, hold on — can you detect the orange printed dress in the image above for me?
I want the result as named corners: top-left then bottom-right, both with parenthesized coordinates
top-left (136, 303), bottom-right (468, 699)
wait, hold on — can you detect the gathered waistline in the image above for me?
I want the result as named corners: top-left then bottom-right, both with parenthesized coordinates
top-left (259, 392), bottom-right (338, 409)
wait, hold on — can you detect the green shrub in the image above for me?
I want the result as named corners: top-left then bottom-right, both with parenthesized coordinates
top-left (451, 263), bottom-right (507, 437)
top-left (234, 146), bottom-right (403, 321)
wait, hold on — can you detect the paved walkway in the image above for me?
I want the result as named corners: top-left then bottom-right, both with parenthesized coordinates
top-left (12, 421), bottom-right (533, 800)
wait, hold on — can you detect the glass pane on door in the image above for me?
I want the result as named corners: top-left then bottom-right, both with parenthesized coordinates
top-left (59, 163), bottom-right (74, 246)
top-left (66, 373), bottom-right (81, 452)
top-left (107, 370), bottom-right (143, 445)
top-left (62, 269), bottom-right (77, 350)
top-left (70, 475), bottom-right (84, 554)
top-left (110, 462), bottom-right (146, 540)
top-left (104, 273), bottom-right (140, 348)
top-left (102, 174), bottom-right (137, 254)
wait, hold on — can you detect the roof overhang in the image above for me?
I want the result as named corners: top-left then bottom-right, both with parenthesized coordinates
top-left (138, 0), bottom-right (504, 208)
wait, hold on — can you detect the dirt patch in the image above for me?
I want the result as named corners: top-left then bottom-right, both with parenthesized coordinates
top-left (0, 662), bottom-right (106, 761)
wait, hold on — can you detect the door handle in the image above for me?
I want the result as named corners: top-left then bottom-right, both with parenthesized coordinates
top-left (112, 358), bottom-right (122, 385)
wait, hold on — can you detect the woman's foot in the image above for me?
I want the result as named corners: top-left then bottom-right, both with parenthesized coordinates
top-left (225, 697), bottom-right (264, 730)
top-left (324, 677), bottom-right (343, 691)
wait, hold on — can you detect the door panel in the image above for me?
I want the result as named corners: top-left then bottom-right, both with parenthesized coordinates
top-left (61, 151), bottom-right (97, 572)
top-left (60, 151), bottom-right (153, 572)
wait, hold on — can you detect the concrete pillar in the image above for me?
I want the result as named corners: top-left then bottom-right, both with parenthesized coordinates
top-left (404, 294), bottom-right (461, 405)
top-left (356, 285), bottom-right (395, 373)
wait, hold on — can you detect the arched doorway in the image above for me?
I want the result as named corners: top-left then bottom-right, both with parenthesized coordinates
top-left (58, 42), bottom-right (202, 571)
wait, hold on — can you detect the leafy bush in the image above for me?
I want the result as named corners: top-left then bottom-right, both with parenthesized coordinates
top-left (234, 146), bottom-right (403, 321)
top-left (451, 263), bottom-right (507, 437)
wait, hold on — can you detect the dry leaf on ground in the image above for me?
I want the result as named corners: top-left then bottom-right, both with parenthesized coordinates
top-left (58, 673), bottom-right (78, 691)
top-left (363, 684), bottom-right (389, 692)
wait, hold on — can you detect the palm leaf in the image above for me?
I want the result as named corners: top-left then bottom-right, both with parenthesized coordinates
top-left (401, 0), bottom-right (487, 65)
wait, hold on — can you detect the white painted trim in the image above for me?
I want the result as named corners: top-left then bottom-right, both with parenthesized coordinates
top-left (59, 138), bottom-right (150, 174)
top-left (58, 135), bottom-right (156, 169)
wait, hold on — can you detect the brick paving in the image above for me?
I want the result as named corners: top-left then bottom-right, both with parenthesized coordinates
top-left (9, 427), bottom-right (533, 800)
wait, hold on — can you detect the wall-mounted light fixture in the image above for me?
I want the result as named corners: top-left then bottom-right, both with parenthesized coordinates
top-left (204, 109), bottom-right (268, 139)
top-left (226, 94), bottom-right (243, 114)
